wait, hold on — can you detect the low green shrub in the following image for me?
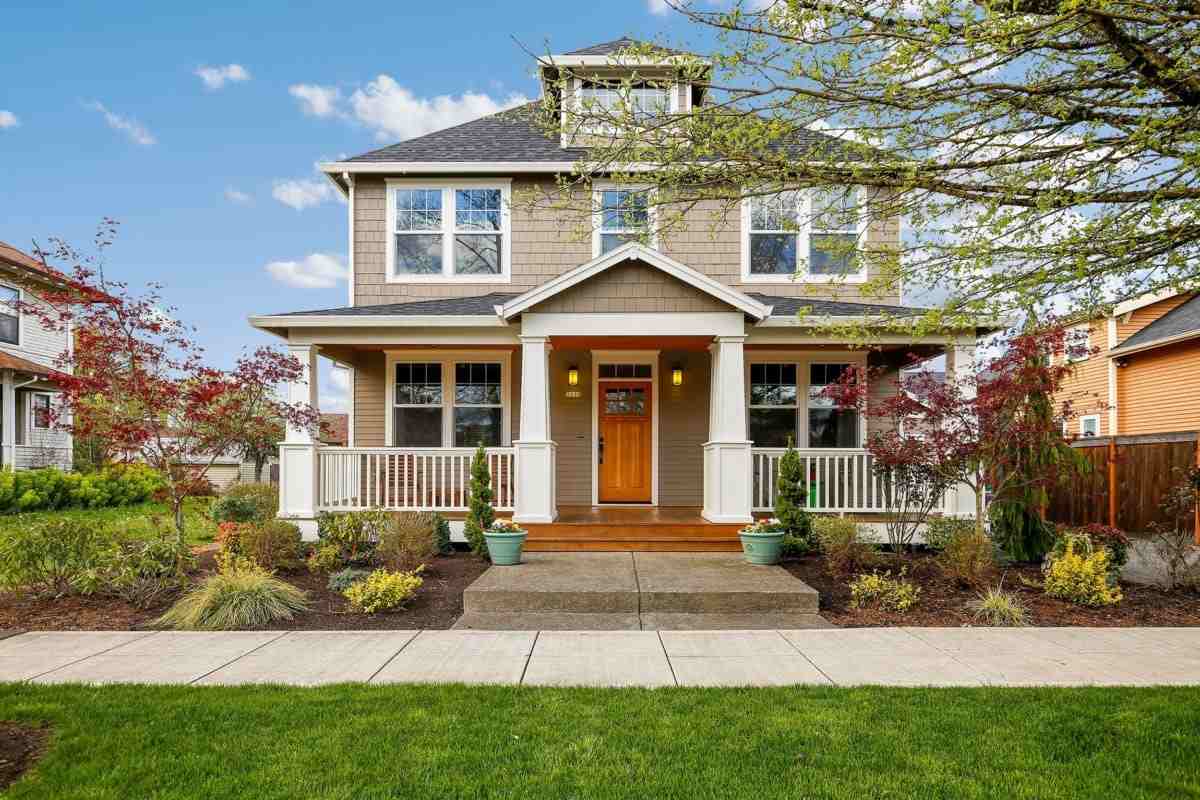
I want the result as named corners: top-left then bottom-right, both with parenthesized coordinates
top-left (814, 517), bottom-right (877, 575)
top-left (157, 560), bottom-right (309, 630)
top-left (377, 512), bottom-right (438, 572)
top-left (937, 526), bottom-right (996, 587)
top-left (343, 568), bottom-right (424, 613)
top-left (848, 569), bottom-right (920, 613)
top-left (327, 567), bottom-right (372, 593)
top-left (1050, 524), bottom-right (1130, 574)
top-left (923, 517), bottom-right (975, 552)
top-left (969, 584), bottom-right (1030, 626)
top-left (316, 509), bottom-right (389, 565)
top-left (240, 521), bottom-right (304, 572)
top-left (0, 464), bottom-right (163, 514)
top-left (1043, 538), bottom-right (1123, 606)
top-left (432, 513), bottom-right (452, 555)
top-left (0, 518), bottom-right (114, 597)
top-left (306, 544), bottom-right (342, 573)
top-left (210, 483), bottom-right (278, 524)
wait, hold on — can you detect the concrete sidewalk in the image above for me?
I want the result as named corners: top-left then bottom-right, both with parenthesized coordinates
top-left (1, 627), bottom-right (1198, 687)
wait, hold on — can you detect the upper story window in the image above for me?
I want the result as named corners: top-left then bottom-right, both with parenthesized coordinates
top-left (387, 180), bottom-right (511, 283)
top-left (742, 187), bottom-right (866, 283)
top-left (0, 286), bottom-right (19, 346)
top-left (578, 82), bottom-right (670, 121)
top-left (594, 186), bottom-right (653, 256)
top-left (1065, 326), bottom-right (1091, 363)
top-left (1079, 415), bottom-right (1100, 437)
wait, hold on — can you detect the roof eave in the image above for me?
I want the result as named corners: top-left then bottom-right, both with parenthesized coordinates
top-left (1109, 328), bottom-right (1200, 359)
top-left (248, 314), bottom-right (510, 330)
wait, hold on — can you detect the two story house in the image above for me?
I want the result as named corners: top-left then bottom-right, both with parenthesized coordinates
top-left (1054, 289), bottom-right (1200, 439)
top-left (0, 241), bottom-right (72, 471)
top-left (251, 39), bottom-right (983, 546)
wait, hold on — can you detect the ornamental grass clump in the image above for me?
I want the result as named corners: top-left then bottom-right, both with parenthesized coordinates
top-left (342, 567), bottom-right (424, 613)
top-left (1043, 538), bottom-right (1123, 607)
top-left (156, 559), bottom-right (309, 630)
top-left (849, 569), bottom-right (920, 613)
top-left (968, 584), bottom-right (1030, 626)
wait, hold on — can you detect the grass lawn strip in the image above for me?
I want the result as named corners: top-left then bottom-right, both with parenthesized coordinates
top-left (0, 684), bottom-right (1196, 799)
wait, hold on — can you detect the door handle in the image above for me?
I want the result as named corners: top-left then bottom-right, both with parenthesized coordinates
top-left (598, 436), bottom-right (604, 465)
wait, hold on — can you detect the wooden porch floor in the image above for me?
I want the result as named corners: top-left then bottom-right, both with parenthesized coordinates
top-left (522, 506), bottom-right (744, 552)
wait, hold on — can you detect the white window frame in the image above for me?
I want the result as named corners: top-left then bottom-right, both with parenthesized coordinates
top-left (0, 283), bottom-right (21, 347)
top-left (1079, 414), bottom-right (1100, 438)
top-left (590, 350), bottom-right (660, 507)
top-left (747, 361), bottom-right (800, 447)
top-left (385, 178), bottom-right (512, 284)
top-left (29, 392), bottom-right (51, 431)
top-left (744, 352), bottom-right (868, 448)
top-left (1065, 325), bottom-right (1091, 363)
top-left (592, 181), bottom-right (659, 258)
top-left (384, 350), bottom-right (512, 448)
top-left (739, 187), bottom-right (869, 284)
top-left (566, 78), bottom-right (684, 138)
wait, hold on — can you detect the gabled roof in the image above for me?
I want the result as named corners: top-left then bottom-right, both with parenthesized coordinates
top-left (1109, 293), bottom-right (1200, 357)
top-left (0, 241), bottom-right (68, 283)
top-left (750, 294), bottom-right (930, 319)
top-left (497, 242), bottom-right (771, 321)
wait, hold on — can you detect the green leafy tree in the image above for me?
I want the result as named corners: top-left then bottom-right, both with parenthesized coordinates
top-left (775, 438), bottom-right (815, 554)
top-left (526, 4), bottom-right (1200, 325)
top-left (464, 443), bottom-right (495, 558)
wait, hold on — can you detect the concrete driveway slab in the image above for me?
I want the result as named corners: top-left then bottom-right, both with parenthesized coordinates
top-left (780, 627), bottom-right (931, 657)
top-left (659, 630), bottom-right (799, 658)
top-left (803, 651), bottom-right (987, 686)
top-left (640, 612), bottom-right (831, 630)
top-left (463, 553), bottom-right (637, 613)
top-left (956, 652), bottom-right (1144, 686)
top-left (1028, 627), bottom-right (1199, 655)
top-left (906, 627), bottom-right (1071, 657)
top-left (0, 631), bottom-right (155, 682)
top-left (33, 631), bottom-right (284, 685)
top-left (371, 630), bottom-right (535, 685)
top-left (196, 631), bottom-right (419, 686)
top-left (522, 652), bottom-right (676, 687)
top-left (533, 631), bottom-right (664, 658)
top-left (670, 655), bottom-right (831, 687)
top-left (634, 553), bottom-right (818, 613)
top-left (453, 611), bottom-right (640, 630)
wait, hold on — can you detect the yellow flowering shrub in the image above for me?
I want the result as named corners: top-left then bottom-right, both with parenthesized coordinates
top-left (342, 567), bottom-right (424, 613)
top-left (848, 569), bottom-right (920, 613)
top-left (1043, 540), bottom-right (1123, 606)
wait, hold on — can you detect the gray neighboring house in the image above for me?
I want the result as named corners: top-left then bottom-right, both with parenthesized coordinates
top-left (0, 241), bottom-right (72, 472)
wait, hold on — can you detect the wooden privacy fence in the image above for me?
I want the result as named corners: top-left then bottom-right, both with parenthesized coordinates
top-left (1045, 431), bottom-right (1199, 537)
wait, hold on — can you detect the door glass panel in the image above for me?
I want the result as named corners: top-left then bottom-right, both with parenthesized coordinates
top-left (604, 387), bottom-right (646, 415)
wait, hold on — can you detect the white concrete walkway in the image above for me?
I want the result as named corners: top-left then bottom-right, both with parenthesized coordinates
top-left (0, 627), bottom-right (1197, 687)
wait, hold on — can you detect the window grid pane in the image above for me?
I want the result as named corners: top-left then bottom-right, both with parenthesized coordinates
top-left (749, 363), bottom-right (798, 407)
top-left (395, 363), bottom-right (443, 406)
top-left (600, 190), bottom-right (648, 231)
top-left (807, 363), bottom-right (859, 447)
top-left (454, 362), bottom-right (502, 407)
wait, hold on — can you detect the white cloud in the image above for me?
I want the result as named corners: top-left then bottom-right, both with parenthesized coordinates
top-left (272, 178), bottom-right (337, 210)
top-left (348, 75), bottom-right (529, 141)
top-left (265, 253), bottom-right (348, 288)
top-left (224, 187), bottom-right (252, 205)
top-left (0, 111), bottom-right (18, 129)
top-left (321, 365), bottom-right (351, 412)
top-left (289, 83), bottom-right (340, 117)
top-left (648, 0), bottom-right (672, 13)
top-left (195, 63), bottom-right (250, 90)
top-left (85, 101), bottom-right (156, 145)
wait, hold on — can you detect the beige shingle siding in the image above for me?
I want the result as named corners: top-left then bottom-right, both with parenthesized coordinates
top-left (550, 348), bottom-right (592, 503)
top-left (531, 261), bottom-right (731, 314)
top-left (353, 351), bottom-right (387, 447)
top-left (658, 349), bottom-right (708, 505)
top-left (353, 177), bottom-right (903, 307)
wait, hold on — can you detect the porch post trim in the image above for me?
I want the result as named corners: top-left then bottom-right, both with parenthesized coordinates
top-left (513, 335), bottom-right (557, 523)
top-left (279, 344), bottom-right (320, 539)
top-left (946, 336), bottom-right (979, 518)
top-left (702, 334), bottom-right (753, 523)
top-left (0, 370), bottom-right (14, 470)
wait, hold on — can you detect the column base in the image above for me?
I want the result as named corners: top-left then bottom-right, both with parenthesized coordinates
top-left (512, 439), bottom-right (557, 524)
top-left (702, 440), bottom-right (753, 525)
top-left (278, 514), bottom-right (319, 541)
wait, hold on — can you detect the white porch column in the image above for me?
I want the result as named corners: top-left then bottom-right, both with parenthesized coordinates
top-left (946, 336), bottom-right (980, 518)
top-left (513, 335), bottom-right (557, 523)
top-left (278, 344), bottom-right (320, 539)
top-left (0, 371), bottom-right (14, 470)
top-left (702, 335), bottom-right (753, 523)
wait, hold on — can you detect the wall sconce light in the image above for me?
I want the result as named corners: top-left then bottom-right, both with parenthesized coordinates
top-left (567, 365), bottom-right (580, 386)
top-left (671, 364), bottom-right (684, 386)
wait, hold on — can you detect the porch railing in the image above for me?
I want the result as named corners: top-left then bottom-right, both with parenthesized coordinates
top-left (752, 447), bottom-right (947, 514)
top-left (317, 447), bottom-right (516, 512)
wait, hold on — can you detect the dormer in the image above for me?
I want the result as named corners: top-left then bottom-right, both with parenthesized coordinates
top-left (538, 37), bottom-right (711, 148)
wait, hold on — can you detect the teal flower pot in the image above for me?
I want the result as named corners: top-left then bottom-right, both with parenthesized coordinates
top-left (484, 530), bottom-right (527, 566)
top-left (739, 531), bottom-right (785, 566)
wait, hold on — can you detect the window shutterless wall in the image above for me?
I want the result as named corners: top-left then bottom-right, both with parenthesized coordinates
top-left (744, 351), bottom-right (869, 448)
top-left (383, 350), bottom-right (513, 448)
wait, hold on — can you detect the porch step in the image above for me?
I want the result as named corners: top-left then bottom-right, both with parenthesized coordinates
top-left (525, 539), bottom-right (741, 552)
top-left (463, 552), bottom-right (820, 617)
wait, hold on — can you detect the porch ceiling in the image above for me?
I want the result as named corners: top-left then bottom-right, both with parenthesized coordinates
top-left (550, 335), bottom-right (714, 351)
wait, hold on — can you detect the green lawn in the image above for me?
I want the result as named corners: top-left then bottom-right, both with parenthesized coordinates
top-left (0, 498), bottom-right (218, 546)
top-left (0, 684), bottom-right (1196, 799)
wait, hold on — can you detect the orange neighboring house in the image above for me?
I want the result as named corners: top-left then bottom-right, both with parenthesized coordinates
top-left (1055, 290), bottom-right (1200, 438)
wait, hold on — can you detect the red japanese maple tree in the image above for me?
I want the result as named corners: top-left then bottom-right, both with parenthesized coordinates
top-left (20, 224), bottom-right (319, 537)
top-left (823, 327), bottom-right (1088, 549)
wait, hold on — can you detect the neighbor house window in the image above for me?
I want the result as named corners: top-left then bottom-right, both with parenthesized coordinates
top-left (31, 394), bottom-right (50, 430)
top-left (595, 187), bottom-right (651, 255)
top-left (392, 362), bottom-right (443, 447)
top-left (748, 363), bottom-right (798, 447)
top-left (388, 181), bottom-right (510, 281)
top-left (743, 188), bottom-right (864, 281)
top-left (0, 286), bottom-right (18, 346)
top-left (1065, 326), bottom-right (1091, 363)
top-left (578, 82), bottom-right (670, 121)
top-left (453, 363), bottom-right (502, 447)
top-left (1079, 415), bottom-right (1100, 437)
top-left (808, 364), bottom-right (859, 448)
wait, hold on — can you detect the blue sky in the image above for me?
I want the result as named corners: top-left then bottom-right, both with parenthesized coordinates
top-left (1, 0), bottom-right (705, 409)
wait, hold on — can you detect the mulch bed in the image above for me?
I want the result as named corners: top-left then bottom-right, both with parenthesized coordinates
top-left (785, 550), bottom-right (1200, 627)
top-left (0, 550), bottom-right (489, 632)
top-left (0, 723), bottom-right (50, 791)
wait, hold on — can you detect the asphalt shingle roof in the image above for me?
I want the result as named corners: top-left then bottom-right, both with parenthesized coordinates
top-left (564, 37), bottom-right (695, 57)
top-left (1111, 293), bottom-right (1200, 354)
top-left (269, 292), bottom-right (930, 319)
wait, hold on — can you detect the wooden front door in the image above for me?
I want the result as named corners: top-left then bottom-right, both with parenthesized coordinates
top-left (598, 381), bottom-right (653, 503)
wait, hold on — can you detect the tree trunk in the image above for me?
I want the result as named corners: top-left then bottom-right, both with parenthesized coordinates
top-left (975, 481), bottom-right (986, 538)
top-left (254, 456), bottom-right (265, 483)
top-left (173, 495), bottom-right (186, 545)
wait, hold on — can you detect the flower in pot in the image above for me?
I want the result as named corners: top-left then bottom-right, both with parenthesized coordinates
top-left (483, 518), bottom-right (527, 566)
top-left (739, 517), bottom-right (787, 565)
